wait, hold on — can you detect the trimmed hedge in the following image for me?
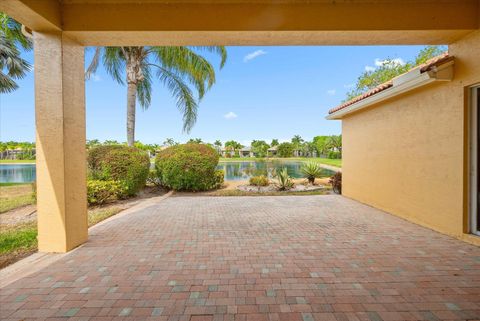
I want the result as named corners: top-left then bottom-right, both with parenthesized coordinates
top-left (155, 143), bottom-right (220, 191)
top-left (87, 179), bottom-right (128, 205)
top-left (87, 145), bottom-right (150, 196)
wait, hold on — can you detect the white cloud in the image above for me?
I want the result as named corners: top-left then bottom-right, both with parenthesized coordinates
top-left (343, 83), bottom-right (354, 89)
top-left (374, 57), bottom-right (406, 67)
top-left (364, 57), bottom-right (406, 73)
top-left (326, 89), bottom-right (336, 96)
top-left (224, 111), bottom-right (238, 119)
top-left (243, 50), bottom-right (267, 62)
top-left (91, 74), bottom-right (102, 82)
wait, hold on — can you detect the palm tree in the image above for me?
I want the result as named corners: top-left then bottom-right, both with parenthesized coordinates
top-left (188, 138), bottom-right (203, 144)
top-left (0, 14), bottom-right (32, 93)
top-left (86, 46), bottom-right (227, 146)
top-left (327, 135), bottom-right (342, 152)
top-left (163, 138), bottom-right (177, 146)
top-left (214, 140), bottom-right (222, 153)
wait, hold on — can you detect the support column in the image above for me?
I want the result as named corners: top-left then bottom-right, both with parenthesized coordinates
top-left (34, 32), bottom-right (87, 252)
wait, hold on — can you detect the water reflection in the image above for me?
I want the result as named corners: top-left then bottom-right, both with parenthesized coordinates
top-left (217, 161), bottom-right (334, 181)
top-left (0, 164), bottom-right (36, 183)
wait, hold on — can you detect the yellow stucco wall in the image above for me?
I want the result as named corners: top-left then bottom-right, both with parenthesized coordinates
top-left (342, 30), bottom-right (480, 244)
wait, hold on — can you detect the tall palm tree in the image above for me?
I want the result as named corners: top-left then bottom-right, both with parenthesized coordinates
top-left (86, 46), bottom-right (227, 146)
top-left (0, 14), bottom-right (32, 93)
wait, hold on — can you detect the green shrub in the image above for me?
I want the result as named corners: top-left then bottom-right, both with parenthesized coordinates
top-left (212, 170), bottom-right (225, 189)
top-left (87, 145), bottom-right (124, 170)
top-left (87, 179), bottom-right (128, 205)
top-left (276, 168), bottom-right (294, 190)
top-left (277, 142), bottom-right (294, 158)
top-left (155, 143), bottom-right (220, 191)
top-left (87, 145), bottom-right (150, 196)
top-left (301, 162), bottom-right (323, 184)
top-left (249, 175), bottom-right (269, 186)
top-left (327, 151), bottom-right (342, 159)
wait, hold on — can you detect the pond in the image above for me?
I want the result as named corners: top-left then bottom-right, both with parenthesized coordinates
top-left (0, 164), bottom-right (36, 183)
top-left (217, 160), bottom-right (335, 181)
top-left (0, 161), bottom-right (336, 183)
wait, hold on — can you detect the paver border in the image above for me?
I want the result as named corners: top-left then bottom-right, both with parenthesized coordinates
top-left (0, 190), bottom-right (173, 288)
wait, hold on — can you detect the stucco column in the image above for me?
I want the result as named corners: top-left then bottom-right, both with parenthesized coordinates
top-left (34, 32), bottom-right (88, 252)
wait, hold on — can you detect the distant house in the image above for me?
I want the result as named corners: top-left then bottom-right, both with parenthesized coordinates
top-left (239, 146), bottom-right (254, 158)
top-left (220, 147), bottom-right (234, 158)
top-left (267, 146), bottom-right (277, 157)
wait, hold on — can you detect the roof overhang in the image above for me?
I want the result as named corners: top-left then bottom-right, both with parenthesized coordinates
top-left (326, 59), bottom-right (455, 120)
top-left (0, 0), bottom-right (479, 46)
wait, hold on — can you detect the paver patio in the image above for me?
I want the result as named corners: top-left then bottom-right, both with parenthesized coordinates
top-left (1, 195), bottom-right (479, 321)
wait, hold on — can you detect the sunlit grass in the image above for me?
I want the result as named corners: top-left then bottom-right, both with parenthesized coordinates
top-left (219, 157), bottom-right (341, 168)
top-left (0, 194), bottom-right (35, 213)
top-left (88, 207), bottom-right (123, 227)
top-left (0, 159), bottom-right (35, 164)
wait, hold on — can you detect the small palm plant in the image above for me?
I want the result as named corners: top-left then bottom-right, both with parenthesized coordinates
top-left (301, 162), bottom-right (323, 184)
top-left (276, 167), bottom-right (294, 191)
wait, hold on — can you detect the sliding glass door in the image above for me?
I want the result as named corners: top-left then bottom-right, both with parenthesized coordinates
top-left (471, 86), bottom-right (480, 236)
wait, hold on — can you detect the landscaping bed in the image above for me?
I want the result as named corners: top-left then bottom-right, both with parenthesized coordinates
top-left (237, 183), bottom-right (326, 193)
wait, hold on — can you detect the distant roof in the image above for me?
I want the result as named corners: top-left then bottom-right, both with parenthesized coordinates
top-left (328, 53), bottom-right (453, 115)
top-left (240, 146), bottom-right (251, 151)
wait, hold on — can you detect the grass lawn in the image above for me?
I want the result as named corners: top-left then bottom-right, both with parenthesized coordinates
top-left (219, 157), bottom-right (342, 168)
top-left (0, 206), bottom-right (123, 269)
top-left (0, 181), bottom-right (127, 268)
top-left (0, 223), bottom-right (37, 267)
top-left (0, 184), bottom-right (35, 213)
top-left (0, 159), bottom-right (35, 164)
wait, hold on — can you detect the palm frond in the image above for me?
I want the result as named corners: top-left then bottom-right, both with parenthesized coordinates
top-left (85, 47), bottom-right (102, 80)
top-left (0, 71), bottom-right (19, 93)
top-left (137, 63), bottom-right (152, 110)
top-left (102, 47), bottom-right (126, 85)
top-left (0, 34), bottom-right (31, 93)
top-left (191, 46), bottom-right (227, 68)
top-left (150, 46), bottom-right (217, 99)
top-left (0, 14), bottom-right (32, 51)
top-left (156, 66), bottom-right (198, 133)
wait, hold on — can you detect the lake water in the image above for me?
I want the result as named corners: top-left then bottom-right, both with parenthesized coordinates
top-left (0, 161), bottom-right (335, 183)
top-left (0, 164), bottom-right (36, 183)
top-left (217, 160), bottom-right (335, 181)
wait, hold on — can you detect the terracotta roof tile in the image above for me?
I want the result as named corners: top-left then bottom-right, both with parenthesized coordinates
top-left (328, 52), bottom-right (452, 115)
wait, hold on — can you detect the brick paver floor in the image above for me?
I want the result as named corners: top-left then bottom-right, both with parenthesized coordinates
top-left (1, 195), bottom-right (480, 321)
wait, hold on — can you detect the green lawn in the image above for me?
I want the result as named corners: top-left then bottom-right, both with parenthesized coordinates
top-left (219, 157), bottom-right (341, 168)
top-left (0, 184), bottom-right (35, 213)
top-left (0, 223), bottom-right (38, 268)
top-left (0, 223), bottom-right (37, 255)
top-left (0, 206), bottom-right (123, 269)
top-left (0, 159), bottom-right (35, 164)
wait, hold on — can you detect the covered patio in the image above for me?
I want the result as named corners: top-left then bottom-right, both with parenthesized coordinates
top-left (0, 0), bottom-right (478, 252)
top-left (1, 195), bottom-right (479, 320)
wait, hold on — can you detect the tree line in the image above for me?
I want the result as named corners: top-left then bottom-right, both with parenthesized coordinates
top-left (0, 135), bottom-right (342, 159)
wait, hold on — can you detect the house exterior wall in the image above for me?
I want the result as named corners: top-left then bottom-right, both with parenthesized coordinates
top-left (341, 30), bottom-right (480, 245)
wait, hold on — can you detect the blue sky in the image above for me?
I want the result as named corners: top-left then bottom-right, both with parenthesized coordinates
top-left (1, 45), bottom-right (431, 145)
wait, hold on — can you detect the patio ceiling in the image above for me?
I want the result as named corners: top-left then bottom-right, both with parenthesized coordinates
top-left (1, 0), bottom-right (479, 46)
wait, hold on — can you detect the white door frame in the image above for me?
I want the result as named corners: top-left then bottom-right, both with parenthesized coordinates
top-left (470, 85), bottom-right (479, 236)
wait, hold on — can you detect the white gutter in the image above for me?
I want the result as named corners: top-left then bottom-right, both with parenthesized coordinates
top-left (326, 60), bottom-right (454, 120)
